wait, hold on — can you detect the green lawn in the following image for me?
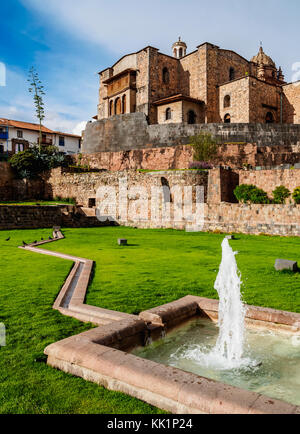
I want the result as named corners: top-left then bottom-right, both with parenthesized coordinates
top-left (0, 227), bottom-right (299, 414)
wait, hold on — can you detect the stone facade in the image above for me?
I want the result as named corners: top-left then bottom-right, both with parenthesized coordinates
top-left (96, 40), bottom-right (298, 131)
top-left (283, 82), bottom-right (300, 124)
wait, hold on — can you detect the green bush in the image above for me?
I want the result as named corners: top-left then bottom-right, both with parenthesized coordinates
top-left (9, 146), bottom-right (66, 179)
top-left (188, 132), bottom-right (219, 162)
top-left (292, 187), bottom-right (300, 204)
top-left (272, 186), bottom-right (291, 204)
top-left (234, 184), bottom-right (269, 204)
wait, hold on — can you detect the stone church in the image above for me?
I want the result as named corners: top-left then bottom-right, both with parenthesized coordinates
top-left (97, 38), bottom-right (300, 126)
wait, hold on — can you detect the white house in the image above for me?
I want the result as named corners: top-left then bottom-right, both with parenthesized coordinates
top-left (0, 118), bottom-right (82, 155)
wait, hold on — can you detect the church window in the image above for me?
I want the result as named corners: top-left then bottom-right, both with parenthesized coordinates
top-left (166, 108), bottom-right (172, 120)
top-left (109, 100), bottom-right (113, 116)
top-left (115, 97), bottom-right (121, 115)
top-left (224, 113), bottom-right (231, 123)
top-left (224, 95), bottom-right (231, 108)
top-left (163, 67), bottom-right (170, 84)
top-left (229, 67), bottom-right (235, 81)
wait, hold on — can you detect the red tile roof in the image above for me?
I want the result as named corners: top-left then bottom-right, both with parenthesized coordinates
top-left (0, 118), bottom-right (81, 138)
top-left (0, 118), bottom-right (54, 133)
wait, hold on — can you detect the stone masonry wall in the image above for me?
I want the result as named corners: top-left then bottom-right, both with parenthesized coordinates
top-left (2, 164), bottom-right (300, 236)
top-left (0, 205), bottom-right (110, 230)
top-left (83, 113), bottom-right (300, 154)
top-left (0, 162), bottom-right (14, 201)
top-left (0, 162), bottom-right (45, 202)
top-left (203, 203), bottom-right (300, 237)
top-left (283, 82), bottom-right (300, 124)
top-left (238, 168), bottom-right (300, 197)
top-left (76, 140), bottom-right (300, 172)
top-left (44, 168), bottom-right (209, 209)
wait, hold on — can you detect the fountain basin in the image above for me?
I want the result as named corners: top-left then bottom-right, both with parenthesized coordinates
top-left (44, 296), bottom-right (300, 414)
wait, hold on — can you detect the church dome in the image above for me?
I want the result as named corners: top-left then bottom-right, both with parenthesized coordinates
top-left (172, 37), bottom-right (187, 49)
top-left (251, 46), bottom-right (276, 68)
top-left (172, 37), bottom-right (187, 58)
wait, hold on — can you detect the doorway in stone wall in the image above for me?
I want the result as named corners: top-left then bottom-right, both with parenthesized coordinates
top-left (188, 110), bottom-right (196, 124)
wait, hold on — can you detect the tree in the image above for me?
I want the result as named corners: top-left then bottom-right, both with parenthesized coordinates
top-left (28, 67), bottom-right (46, 151)
top-left (188, 132), bottom-right (219, 163)
top-left (292, 187), bottom-right (300, 204)
top-left (272, 186), bottom-right (291, 204)
top-left (234, 184), bottom-right (269, 204)
top-left (9, 146), bottom-right (66, 179)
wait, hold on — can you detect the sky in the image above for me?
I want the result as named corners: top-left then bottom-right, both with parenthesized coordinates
top-left (0, 0), bottom-right (299, 134)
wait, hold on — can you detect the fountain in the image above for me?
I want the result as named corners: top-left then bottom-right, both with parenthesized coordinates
top-left (43, 233), bottom-right (300, 413)
top-left (179, 238), bottom-right (254, 370)
top-left (132, 238), bottom-right (300, 408)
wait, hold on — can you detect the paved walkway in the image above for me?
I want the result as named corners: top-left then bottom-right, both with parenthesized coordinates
top-left (19, 230), bottom-right (137, 325)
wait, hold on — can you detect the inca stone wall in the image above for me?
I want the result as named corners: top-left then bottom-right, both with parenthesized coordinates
top-left (44, 168), bottom-right (209, 208)
top-left (2, 164), bottom-right (300, 236)
top-left (0, 205), bottom-right (70, 229)
top-left (203, 203), bottom-right (300, 236)
top-left (238, 167), bottom-right (300, 196)
top-left (0, 205), bottom-right (110, 230)
top-left (83, 113), bottom-right (300, 154)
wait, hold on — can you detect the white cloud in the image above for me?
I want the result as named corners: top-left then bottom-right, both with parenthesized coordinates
top-left (72, 121), bottom-right (87, 136)
top-left (20, 0), bottom-right (237, 56)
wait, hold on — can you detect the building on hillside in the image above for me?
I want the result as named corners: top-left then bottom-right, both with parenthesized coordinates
top-left (0, 118), bottom-right (82, 155)
top-left (97, 39), bottom-right (300, 125)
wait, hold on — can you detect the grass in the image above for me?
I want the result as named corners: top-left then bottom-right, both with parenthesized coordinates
top-left (0, 226), bottom-right (299, 414)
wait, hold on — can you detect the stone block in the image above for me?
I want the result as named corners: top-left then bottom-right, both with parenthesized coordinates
top-left (118, 239), bottom-right (128, 246)
top-left (275, 259), bottom-right (298, 272)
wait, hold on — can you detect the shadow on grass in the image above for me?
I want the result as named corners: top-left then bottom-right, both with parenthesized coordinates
top-left (276, 269), bottom-right (300, 275)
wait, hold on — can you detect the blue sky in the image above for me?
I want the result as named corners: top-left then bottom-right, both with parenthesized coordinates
top-left (0, 0), bottom-right (299, 134)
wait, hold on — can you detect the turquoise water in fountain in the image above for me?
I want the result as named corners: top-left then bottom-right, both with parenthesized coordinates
top-left (132, 317), bottom-right (300, 406)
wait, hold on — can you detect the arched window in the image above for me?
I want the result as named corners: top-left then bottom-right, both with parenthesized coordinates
top-left (224, 95), bottom-right (231, 108)
top-left (188, 110), bottom-right (196, 124)
top-left (229, 67), bottom-right (235, 81)
top-left (115, 97), bottom-right (121, 115)
top-left (162, 67), bottom-right (170, 84)
top-left (109, 100), bottom-right (114, 116)
top-left (224, 113), bottom-right (231, 123)
top-left (165, 108), bottom-right (172, 121)
top-left (266, 112), bottom-right (274, 123)
top-left (122, 95), bottom-right (126, 114)
top-left (179, 48), bottom-right (183, 58)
